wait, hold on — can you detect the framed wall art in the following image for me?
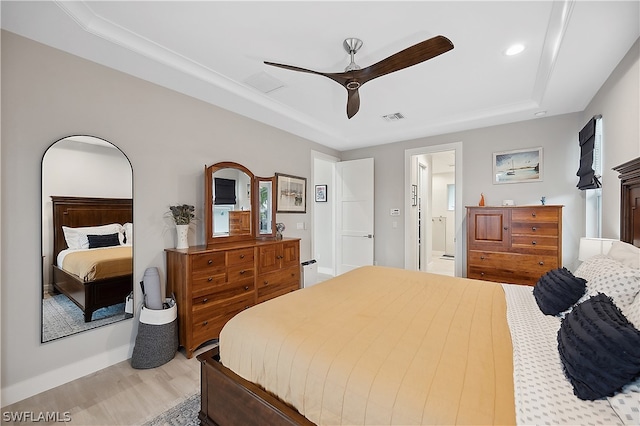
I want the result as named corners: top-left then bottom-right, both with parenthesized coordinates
top-left (493, 147), bottom-right (543, 184)
top-left (315, 184), bottom-right (327, 202)
top-left (276, 173), bottom-right (306, 213)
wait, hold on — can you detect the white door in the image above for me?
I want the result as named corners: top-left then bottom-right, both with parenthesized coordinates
top-left (336, 158), bottom-right (374, 275)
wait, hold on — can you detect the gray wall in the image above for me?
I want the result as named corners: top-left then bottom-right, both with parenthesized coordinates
top-left (0, 31), bottom-right (338, 406)
top-left (342, 37), bottom-right (639, 272)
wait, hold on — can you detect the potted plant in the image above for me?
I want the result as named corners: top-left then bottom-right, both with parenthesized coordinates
top-left (168, 204), bottom-right (195, 249)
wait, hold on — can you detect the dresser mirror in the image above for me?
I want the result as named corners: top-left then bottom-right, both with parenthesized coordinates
top-left (205, 162), bottom-right (256, 245)
top-left (41, 135), bottom-right (133, 343)
top-left (257, 176), bottom-right (276, 237)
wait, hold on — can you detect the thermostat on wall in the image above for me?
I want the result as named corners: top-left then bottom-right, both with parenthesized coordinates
top-left (390, 208), bottom-right (401, 216)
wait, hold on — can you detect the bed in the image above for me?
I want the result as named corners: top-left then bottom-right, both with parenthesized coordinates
top-left (50, 196), bottom-right (133, 323)
top-left (197, 157), bottom-right (640, 425)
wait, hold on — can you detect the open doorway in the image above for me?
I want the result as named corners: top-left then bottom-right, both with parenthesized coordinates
top-left (404, 143), bottom-right (463, 277)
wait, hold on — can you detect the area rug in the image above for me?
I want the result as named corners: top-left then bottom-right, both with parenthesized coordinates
top-left (143, 393), bottom-right (200, 426)
top-left (42, 294), bottom-right (128, 342)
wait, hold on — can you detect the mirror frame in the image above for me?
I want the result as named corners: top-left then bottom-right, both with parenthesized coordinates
top-left (256, 176), bottom-right (277, 238)
top-left (41, 135), bottom-right (133, 343)
top-left (205, 161), bottom-right (256, 245)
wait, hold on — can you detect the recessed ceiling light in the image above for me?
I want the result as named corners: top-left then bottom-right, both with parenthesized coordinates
top-left (505, 44), bottom-right (525, 56)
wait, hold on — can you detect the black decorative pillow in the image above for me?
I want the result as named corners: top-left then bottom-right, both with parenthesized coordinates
top-left (533, 267), bottom-right (587, 315)
top-left (87, 233), bottom-right (121, 249)
top-left (557, 293), bottom-right (640, 400)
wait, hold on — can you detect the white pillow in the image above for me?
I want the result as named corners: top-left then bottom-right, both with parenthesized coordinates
top-left (123, 222), bottom-right (133, 245)
top-left (574, 254), bottom-right (614, 282)
top-left (622, 291), bottom-right (640, 330)
top-left (576, 255), bottom-right (640, 308)
top-left (607, 241), bottom-right (640, 269)
top-left (62, 223), bottom-right (124, 249)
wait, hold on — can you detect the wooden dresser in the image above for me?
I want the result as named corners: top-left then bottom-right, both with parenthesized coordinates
top-left (466, 205), bottom-right (562, 285)
top-left (166, 238), bottom-right (300, 358)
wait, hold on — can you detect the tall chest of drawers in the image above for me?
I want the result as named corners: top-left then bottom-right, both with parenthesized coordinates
top-left (166, 238), bottom-right (300, 358)
top-left (466, 205), bottom-right (562, 285)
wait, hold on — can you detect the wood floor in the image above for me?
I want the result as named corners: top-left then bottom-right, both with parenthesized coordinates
top-left (1, 342), bottom-right (217, 425)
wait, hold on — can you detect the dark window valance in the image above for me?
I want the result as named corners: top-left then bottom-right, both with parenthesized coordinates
top-left (576, 116), bottom-right (602, 190)
top-left (214, 178), bottom-right (237, 205)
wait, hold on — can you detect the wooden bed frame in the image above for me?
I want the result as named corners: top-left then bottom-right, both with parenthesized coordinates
top-left (196, 157), bottom-right (640, 426)
top-left (50, 196), bottom-right (133, 323)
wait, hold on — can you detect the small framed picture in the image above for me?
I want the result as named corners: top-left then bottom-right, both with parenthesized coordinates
top-left (276, 173), bottom-right (306, 213)
top-left (315, 184), bottom-right (327, 202)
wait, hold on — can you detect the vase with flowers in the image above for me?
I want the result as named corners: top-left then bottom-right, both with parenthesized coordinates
top-left (168, 204), bottom-right (195, 249)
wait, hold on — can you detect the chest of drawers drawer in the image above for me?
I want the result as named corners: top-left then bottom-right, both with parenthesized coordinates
top-left (191, 292), bottom-right (255, 343)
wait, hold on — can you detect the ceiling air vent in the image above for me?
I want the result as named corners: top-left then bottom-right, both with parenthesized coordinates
top-left (382, 112), bottom-right (405, 122)
top-left (244, 72), bottom-right (285, 94)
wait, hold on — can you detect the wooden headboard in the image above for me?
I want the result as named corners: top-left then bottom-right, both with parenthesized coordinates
top-left (51, 196), bottom-right (133, 261)
top-left (614, 157), bottom-right (640, 247)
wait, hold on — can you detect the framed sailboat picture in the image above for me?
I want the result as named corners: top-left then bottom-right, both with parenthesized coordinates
top-left (493, 147), bottom-right (543, 184)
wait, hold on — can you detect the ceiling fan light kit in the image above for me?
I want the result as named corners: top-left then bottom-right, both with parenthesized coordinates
top-left (265, 35), bottom-right (454, 119)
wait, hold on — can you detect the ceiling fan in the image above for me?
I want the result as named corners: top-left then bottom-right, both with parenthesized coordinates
top-left (264, 35), bottom-right (454, 119)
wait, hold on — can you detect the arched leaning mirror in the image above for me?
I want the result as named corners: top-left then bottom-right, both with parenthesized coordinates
top-left (205, 162), bottom-right (255, 245)
top-left (41, 135), bottom-right (133, 343)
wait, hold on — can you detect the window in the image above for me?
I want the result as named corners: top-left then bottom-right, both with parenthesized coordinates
top-left (584, 116), bottom-right (603, 237)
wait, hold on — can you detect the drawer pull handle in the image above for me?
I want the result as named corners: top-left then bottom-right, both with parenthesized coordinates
top-left (244, 285), bottom-right (249, 291)
top-left (240, 254), bottom-right (245, 259)
top-left (203, 321), bottom-right (208, 326)
top-left (208, 277), bottom-right (213, 282)
top-left (480, 256), bottom-right (485, 260)
top-left (208, 259), bottom-right (213, 265)
top-left (531, 241), bottom-right (537, 245)
top-left (239, 270), bottom-right (246, 274)
top-left (244, 305), bottom-right (250, 310)
top-left (531, 212), bottom-right (537, 217)
top-left (539, 261), bottom-right (544, 266)
top-left (203, 298), bottom-right (208, 303)
top-left (532, 226), bottom-right (537, 231)
top-left (264, 281), bottom-right (269, 285)
top-left (480, 272), bottom-right (485, 276)
top-left (503, 226), bottom-right (509, 230)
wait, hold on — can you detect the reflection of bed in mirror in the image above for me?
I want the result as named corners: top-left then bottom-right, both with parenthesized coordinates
top-left (50, 196), bottom-right (133, 323)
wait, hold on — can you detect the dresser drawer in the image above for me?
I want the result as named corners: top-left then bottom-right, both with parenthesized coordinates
top-left (469, 250), bottom-right (557, 273)
top-left (256, 266), bottom-right (300, 303)
top-left (468, 265), bottom-right (549, 286)
top-left (191, 252), bottom-right (226, 273)
top-left (192, 292), bottom-right (254, 343)
top-left (511, 235), bottom-right (559, 251)
top-left (192, 272), bottom-right (227, 295)
top-left (226, 248), bottom-right (254, 266)
top-left (512, 208), bottom-right (559, 223)
top-left (511, 221), bottom-right (558, 236)
top-left (192, 277), bottom-right (254, 301)
top-left (227, 264), bottom-right (255, 281)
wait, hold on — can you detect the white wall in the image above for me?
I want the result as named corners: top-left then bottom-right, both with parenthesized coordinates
top-left (0, 31), bottom-right (339, 406)
top-left (312, 152), bottom-right (337, 275)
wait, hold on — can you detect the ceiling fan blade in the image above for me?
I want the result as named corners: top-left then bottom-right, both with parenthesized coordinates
top-left (356, 35), bottom-right (454, 85)
top-left (264, 61), bottom-right (351, 87)
top-left (346, 89), bottom-right (360, 119)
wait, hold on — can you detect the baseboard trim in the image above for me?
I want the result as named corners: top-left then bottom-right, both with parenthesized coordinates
top-left (1, 343), bottom-right (131, 407)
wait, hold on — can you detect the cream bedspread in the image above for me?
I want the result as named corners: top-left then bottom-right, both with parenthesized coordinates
top-left (220, 266), bottom-right (515, 425)
top-left (60, 246), bottom-right (132, 282)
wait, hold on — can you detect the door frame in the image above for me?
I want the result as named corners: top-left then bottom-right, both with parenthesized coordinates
top-left (404, 142), bottom-right (463, 276)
